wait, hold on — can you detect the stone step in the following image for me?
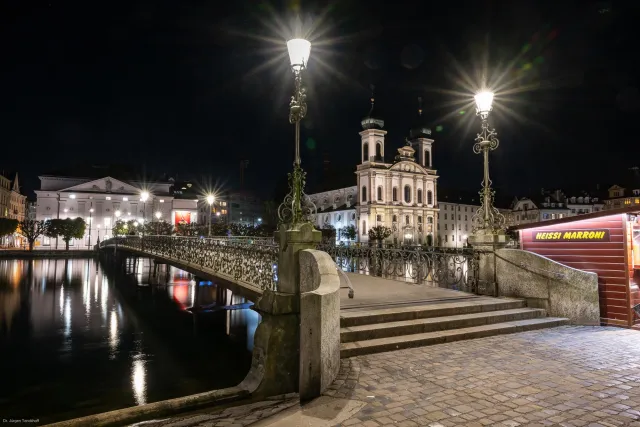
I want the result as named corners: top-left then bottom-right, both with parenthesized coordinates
top-left (340, 298), bottom-right (525, 328)
top-left (340, 308), bottom-right (547, 343)
top-left (340, 317), bottom-right (569, 358)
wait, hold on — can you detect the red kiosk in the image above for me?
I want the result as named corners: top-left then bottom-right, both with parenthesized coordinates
top-left (512, 206), bottom-right (640, 329)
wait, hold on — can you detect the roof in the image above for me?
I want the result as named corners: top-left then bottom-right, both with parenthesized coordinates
top-left (437, 187), bottom-right (514, 210)
top-left (509, 205), bottom-right (640, 231)
top-left (42, 164), bottom-right (172, 184)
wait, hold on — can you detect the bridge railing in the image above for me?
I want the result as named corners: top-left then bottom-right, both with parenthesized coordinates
top-left (316, 243), bottom-right (480, 293)
top-left (100, 235), bottom-right (279, 292)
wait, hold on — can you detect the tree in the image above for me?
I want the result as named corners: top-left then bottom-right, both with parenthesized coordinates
top-left (0, 218), bottom-right (18, 238)
top-left (112, 219), bottom-right (128, 236)
top-left (18, 219), bottom-right (48, 251)
top-left (143, 220), bottom-right (174, 236)
top-left (342, 225), bottom-right (357, 241)
top-left (320, 224), bottom-right (336, 243)
top-left (368, 225), bottom-right (392, 245)
top-left (47, 218), bottom-right (86, 250)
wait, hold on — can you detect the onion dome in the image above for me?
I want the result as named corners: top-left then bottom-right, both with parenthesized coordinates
top-left (361, 85), bottom-right (385, 130)
top-left (409, 97), bottom-right (432, 140)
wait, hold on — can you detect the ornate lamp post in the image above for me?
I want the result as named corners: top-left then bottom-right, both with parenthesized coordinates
top-left (278, 38), bottom-right (316, 227)
top-left (141, 191), bottom-right (149, 248)
top-left (88, 208), bottom-right (94, 249)
top-left (206, 194), bottom-right (214, 237)
top-left (472, 91), bottom-right (505, 235)
top-left (155, 211), bottom-right (162, 235)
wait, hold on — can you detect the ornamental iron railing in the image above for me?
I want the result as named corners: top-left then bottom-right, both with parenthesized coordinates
top-left (316, 244), bottom-right (479, 293)
top-left (100, 236), bottom-right (279, 292)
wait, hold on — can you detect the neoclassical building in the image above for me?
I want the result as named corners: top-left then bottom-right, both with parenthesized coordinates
top-left (309, 98), bottom-right (439, 245)
top-left (35, 173), bottom-right (198, 249)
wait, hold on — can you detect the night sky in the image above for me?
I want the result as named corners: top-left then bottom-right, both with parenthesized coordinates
top-left (1, 0), bottom-right (638, 201)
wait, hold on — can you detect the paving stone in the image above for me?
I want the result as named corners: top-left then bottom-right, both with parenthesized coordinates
top-left (152, 326), bottom-right (640, 427)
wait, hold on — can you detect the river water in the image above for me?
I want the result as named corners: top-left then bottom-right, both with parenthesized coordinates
top-left (0, 257), bottom-right (259, 424)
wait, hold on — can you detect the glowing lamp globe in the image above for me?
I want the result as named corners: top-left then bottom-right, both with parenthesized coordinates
top-left (155, 211), bottom-right (162, 219)
top-left (474, 91), bottom-right (494, 116)
top-left (140, 191), bottom-right (149, 203)
top-left (206, 194), bottom-right (214, 205)
top-left (287, 38), bottom-right (311, 72)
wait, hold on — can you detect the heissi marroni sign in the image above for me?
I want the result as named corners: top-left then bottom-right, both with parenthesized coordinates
top-left (532, 229), bottom-right (610, 242)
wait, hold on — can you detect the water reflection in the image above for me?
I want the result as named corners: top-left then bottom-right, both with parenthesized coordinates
top-left (0, 257), bottom-right (257, 424)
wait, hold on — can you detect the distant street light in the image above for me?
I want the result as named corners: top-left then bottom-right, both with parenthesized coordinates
top-left (88, 207), bottom-right (94, 249)
top-left (472, 90), bottom-right (505, 235)
top-left (155, 211), bottom-right (162, 234)
top-left (206, 194), bottom-right (215, 237)
top-left (277, 38), bottom-right (316, 227)
top-left (140, 191), bottom-right (149, 246)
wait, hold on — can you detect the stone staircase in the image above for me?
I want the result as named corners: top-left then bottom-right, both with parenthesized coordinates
top-left (340, 297), bottom-right (568, 358)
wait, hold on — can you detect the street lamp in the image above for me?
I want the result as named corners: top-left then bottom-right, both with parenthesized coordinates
top-left (88, 208), bottom-right (94, 249)
top-left (472, 90), bottom-right (505, 235)
top-left (206, 194), bottom-right (214, 237)
top-left (277, 38), bottom-right (316, 227)
top-left (140, 191), bottom-right (149, 246)
top-left (155, 211), bottom-right (162, 235)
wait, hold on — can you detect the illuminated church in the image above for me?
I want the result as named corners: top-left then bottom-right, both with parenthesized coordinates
top-left (308, 97), bottom-right (439, 245)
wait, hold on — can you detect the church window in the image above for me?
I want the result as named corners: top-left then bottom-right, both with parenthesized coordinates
top-left (445, 235), bottom-right (448, 242)
top-left (444, 213), bottom-right (447, 220)
top-left (376, 214), bottom-right (382, 222)
top-left (376, 143), bottom-right (382, 160)
top-left (427, 190), bottom-right (433, 205)
top-left (361, 220), bottom-right (367, 235)
top-left (362, 143), bottom-right (369, 162)
top-left (377, 186), bottom-right (383, 201)
top-left (405, 215), bottom-right (410, 225)
top-left (417, 189), bottom-right (423, 204)
top-left (392, 187), bottom-right (398, 202)
top-left (465, 215), bottom-right (467, 221)
top-left (392, 215), bottom-right (397, 222)
top-left (427, 217), bottom-right (433, 224)
top-left (361, 186), bottom-right (367, 202)
top-left (404, 185), bottom-right (411, 203)
top-left (418, 216), bottom-right (422, 223)
top-left (445, 224), bottom-right (448, 230)
top-left (424, 150), bottom-right (430, 167)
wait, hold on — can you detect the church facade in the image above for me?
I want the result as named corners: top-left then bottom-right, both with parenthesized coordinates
top-left (308, 98), bottom-right (439, 245)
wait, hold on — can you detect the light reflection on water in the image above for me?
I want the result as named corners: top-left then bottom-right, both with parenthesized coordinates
top-left (0, 257), bottom-right (258, 424)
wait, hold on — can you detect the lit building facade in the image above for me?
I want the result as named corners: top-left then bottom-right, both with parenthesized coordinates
top-left (0, 174), bottom-right (11, 218)
top-left (605, 167), bottom-right (640, 210)
top-left (34, 175), bottom-right (197, 249)
top-left (8, 174), bottom-right (26, 222)
top-left (308, 98), bottom-right (439, 245)
top-left (308, 187), bottom-right (357, 240)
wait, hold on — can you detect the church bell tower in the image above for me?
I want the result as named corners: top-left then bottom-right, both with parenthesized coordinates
top-left (359, 86), bottom-right (387, 164)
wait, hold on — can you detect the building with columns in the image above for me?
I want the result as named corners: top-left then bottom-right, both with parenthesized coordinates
top-left (308, 186), bottom-right (358, 240)
top-left (308, 97), bottom-right (439, 245)
top-left (34, 173), bottom-right (198, 249)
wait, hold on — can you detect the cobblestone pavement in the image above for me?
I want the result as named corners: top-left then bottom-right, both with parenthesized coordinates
top-left (128, 395), bottom-right (299, 427)
top-left (137, 326), bottom-right (640, 427)
top-left (320, 326), bottom-right (640, 427)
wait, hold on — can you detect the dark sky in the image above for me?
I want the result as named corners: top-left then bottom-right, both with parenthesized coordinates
top-left (1, 0), bottom-right (638, 200)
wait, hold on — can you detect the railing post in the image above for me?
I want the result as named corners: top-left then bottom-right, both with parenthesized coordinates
top-left (467, 234), bottom-right (507, 296)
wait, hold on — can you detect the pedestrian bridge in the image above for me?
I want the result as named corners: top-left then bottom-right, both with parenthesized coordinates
top-left (99, 235), bottom-right (480, 299)
top-left (99, 236), bottom-right (279, 299)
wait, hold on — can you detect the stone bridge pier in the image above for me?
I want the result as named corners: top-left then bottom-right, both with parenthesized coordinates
top-left (240, 222), bottom-right (341, 401)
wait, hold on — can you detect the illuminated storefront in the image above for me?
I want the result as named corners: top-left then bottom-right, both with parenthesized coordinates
top-left (513, 206), bottom-right (640, 329)
top-left (173, 210), bottom-right (197, 227)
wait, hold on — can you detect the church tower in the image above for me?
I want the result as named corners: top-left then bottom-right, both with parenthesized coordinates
top-left (408, 97), bottom-right (434, 169)
top-left (359, 87), bottom-right (387, 164)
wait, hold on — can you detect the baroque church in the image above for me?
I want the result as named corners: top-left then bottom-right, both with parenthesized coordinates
top-left (308, 97), bottom-right (439, 245)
